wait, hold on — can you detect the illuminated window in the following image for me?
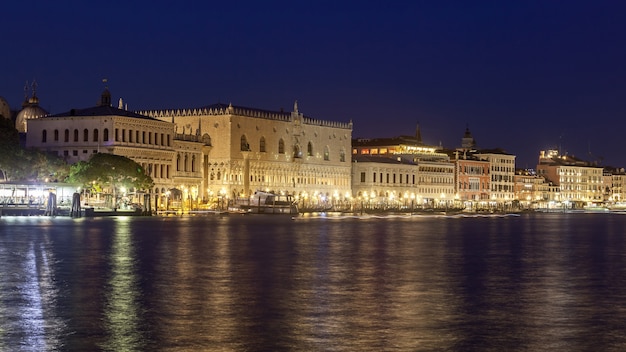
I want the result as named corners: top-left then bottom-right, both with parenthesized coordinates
top-left (293, 145), bottom-right (301, 158)
top-left (380, 148), bottom-right (388, 154)
top-left (370, 149), bottom-right (378, 155)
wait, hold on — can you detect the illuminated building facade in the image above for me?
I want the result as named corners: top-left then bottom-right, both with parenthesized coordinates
top-left (25, 88), bottom-right (205, 207)
top-left (514, 170), bottom-right (560, 209)
top-left (604, 168), bottom-right (626, 204)
top-left (352, 134), bottom-right (455, 207)
top-left (536, 149), bottom-right (604, 206)
top-left (139, 101), bottom-right (352, 205)
top-left (452, 154), bottom-right (490, 206)
top-left (475, 150), bottom-right (516, 203)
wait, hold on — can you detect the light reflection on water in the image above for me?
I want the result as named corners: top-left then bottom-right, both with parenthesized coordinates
top-left (1, 214), bottom-right (626, 351)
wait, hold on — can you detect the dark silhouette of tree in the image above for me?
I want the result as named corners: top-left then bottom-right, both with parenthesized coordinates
top-left (0, 118), bottom-right (69, 182)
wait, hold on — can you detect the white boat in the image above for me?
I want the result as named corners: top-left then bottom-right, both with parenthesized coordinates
top-left (231, 191), bottom-right (298, 214)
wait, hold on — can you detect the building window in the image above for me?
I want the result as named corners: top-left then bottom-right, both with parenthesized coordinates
top-left (241, 135), bottom-right (250, 151)
top-left (307, 142), bottom-right (313, 156)
top-left (64, 129), bottom-right (69, 142)
top-left (72, 150), bottom-right (78, 156)
top-left (42, 130), bottom-right (47, 143)
top-left (176, 155), bottom-right (181, 171)
top-left (259, 137), bottom-right (266, 152)
top-left (191, 155), bottom-right (196, 172)
top-left (93, 129), bottom-right (99, 142)
top-left (360, 172), bottom-right (366, 183)
top-left (103, 128), bottom-right (109, 142)
top-left (324, 146), bottom-right (330, 161)
top-left (54, 129), bottom-right (59, 141)
top-left (373, 173), bottom-right (377, 183)
top-left (293, 145), bottom-right (301, 158)
top-left (74, 129), bottom-right (79, 142)
top-left (278, 139), bottom-right (285, 154)
top-left (129, 130), bottom-right (133, 143)
top-left (340, 149), bottom-right (346, 162)
top-left (83, 129), bottom-right (89, 142)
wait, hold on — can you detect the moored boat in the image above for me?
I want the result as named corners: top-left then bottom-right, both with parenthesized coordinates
top-left (230, 191), bottom-right (298, 214)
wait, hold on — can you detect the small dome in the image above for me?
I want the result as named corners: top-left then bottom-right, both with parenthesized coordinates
top-left (0, 96), bottom-right (10, 120)
top-left (16, 103), bottom-right (48, 133)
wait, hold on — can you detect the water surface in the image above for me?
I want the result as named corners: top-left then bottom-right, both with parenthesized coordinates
top-left (1, 213), bottom-right (625, 351)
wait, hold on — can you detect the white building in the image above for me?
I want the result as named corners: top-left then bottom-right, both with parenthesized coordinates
top-left (475, 149), bottom-right (516, 204)
top-left (25, 88), bottom-right (205, 208)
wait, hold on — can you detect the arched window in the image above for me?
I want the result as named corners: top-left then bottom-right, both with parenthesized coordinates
top-left (54, 129), bottom-right (59, 141)
top-left (340, 148), bottom-right (346, 162)
top-left (73, 129), bottom-right (79, 142)
top-left (103, 128), bottom-right (109, 142)
top-left (324, 146), bottom-right (330, 161)
top-left (64, 129), bottom-right (69, 142)
top-left (307, 142), bottom-right (313, 156)
top-left (176, 154), bottom-right (181, 171)
top-left (293, 145), bottom-right (301, 158)
top-left (184, 154), bottom-right (188, 172)
top-left (191, 155), bottom-right (196, 172)
top-left (83, 129), bottom-right (89, 142)
top-left (240, 135), bottom-right (250, 151)
top-left (259, 137), bottom-right (266, 152)
top-left (42, 130), bottom-right (47, 143)
top-left (93, 129), bottom-right (99, 142)
top-left (278, 139), bottom-right (285, 154)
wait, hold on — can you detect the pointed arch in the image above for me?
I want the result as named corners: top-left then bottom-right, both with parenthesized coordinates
top-left (307, 142), bottom-right (313, 156)
top-left (278, 138), bottom-right (285, 154)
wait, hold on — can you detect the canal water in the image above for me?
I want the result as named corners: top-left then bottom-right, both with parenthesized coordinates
top-left (1, 213), bottom-right (625, 351)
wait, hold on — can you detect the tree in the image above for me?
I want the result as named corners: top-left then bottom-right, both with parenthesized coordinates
top-left (67, 153), bottom-right (154, 193)
top-left (0, 118), bottom-right (22, 181)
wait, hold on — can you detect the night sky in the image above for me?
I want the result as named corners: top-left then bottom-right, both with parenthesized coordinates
top-left (3, 1), bottom-right (626, 168)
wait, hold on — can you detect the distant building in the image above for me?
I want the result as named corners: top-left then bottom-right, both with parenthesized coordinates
top-left (352, 129), bottom-right (455, 207)
top-left (536, 149), bottom-right (604, 206)
top-left (0, 96), bottom-right (11, 121)
top-left (26, 87), bottom-right (205, 208)
top-left (16, 81), bottom-right (48, 133)
top-left (514, 169), bottom-right (559, 209)
top-left (139, 101), bottom-right (352, 205)
top-left (475, 149), bottom-right (516, 204)
top-left (602, 167), bottom-right (626, 204)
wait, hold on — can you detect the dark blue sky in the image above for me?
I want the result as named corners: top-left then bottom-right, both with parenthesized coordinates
top-left (3, 1), bottom-right (626, 168)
